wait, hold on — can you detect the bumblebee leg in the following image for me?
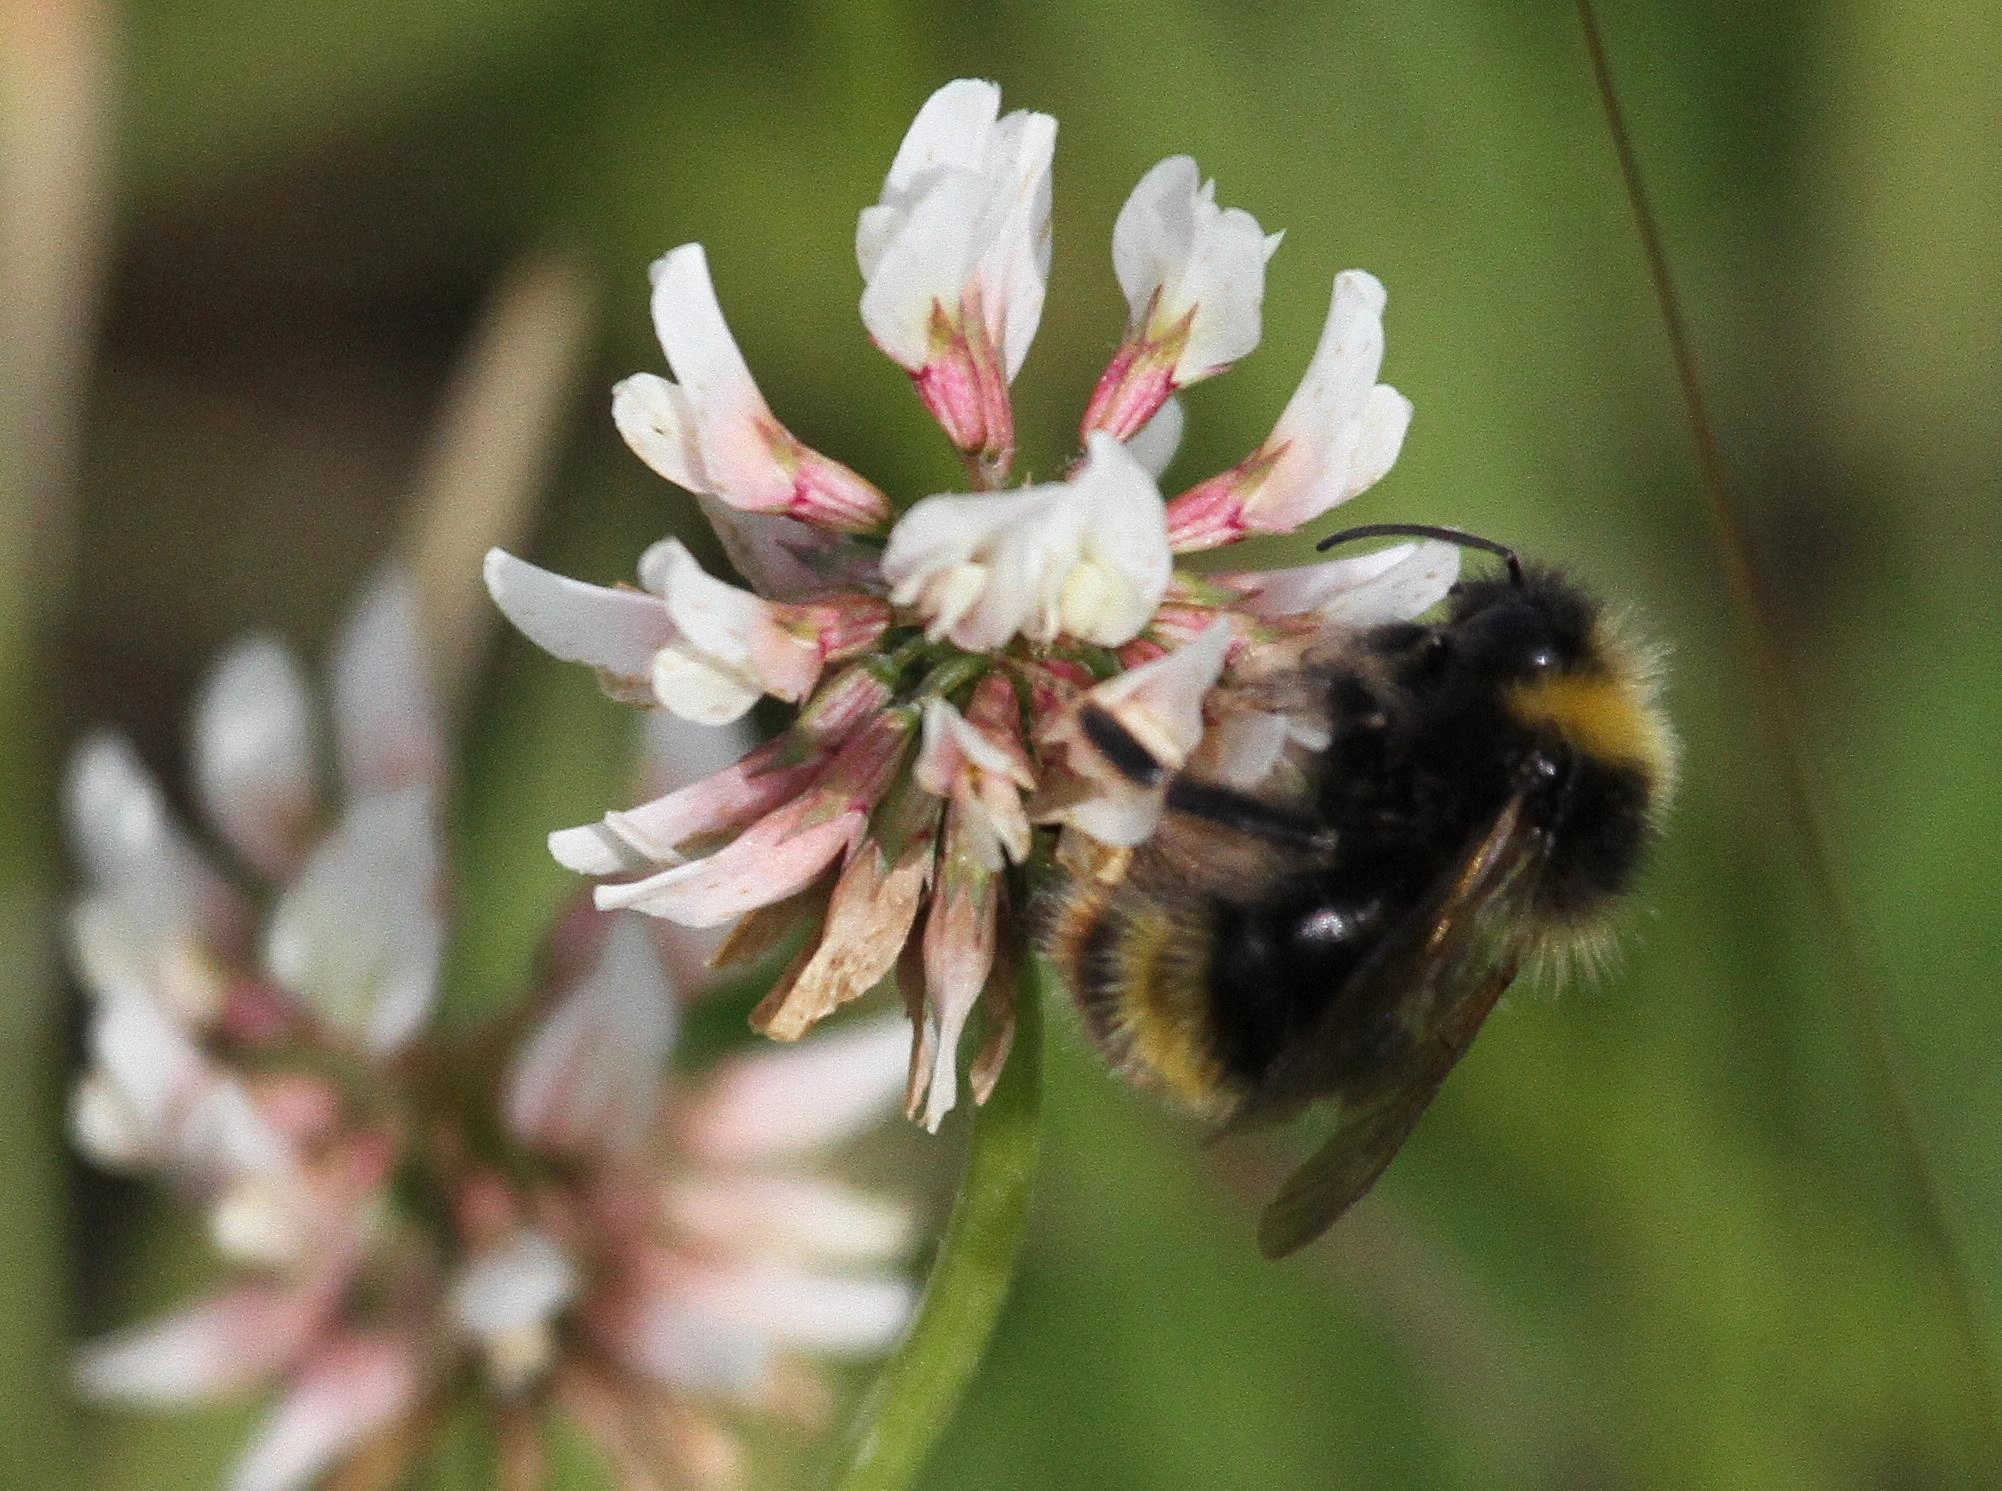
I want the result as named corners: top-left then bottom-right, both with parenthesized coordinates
top-left (1078, 702), bottom-right (1328, 850)
top-left (1078, 703), bottom-right (1167, 786)
top-left (1164, 778), bottom-right (1331, 851)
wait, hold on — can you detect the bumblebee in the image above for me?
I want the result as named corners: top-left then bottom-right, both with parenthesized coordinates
top-left (1041, 524), bottom-right (1678, 1257)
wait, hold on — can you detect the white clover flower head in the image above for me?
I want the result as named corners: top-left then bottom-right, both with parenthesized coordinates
top-left (68, 576), bottom-right (919, 1491)
top-left (488, 77), bottom-right (1453, 1128)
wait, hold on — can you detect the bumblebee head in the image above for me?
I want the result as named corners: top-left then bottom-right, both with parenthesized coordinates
top-left (1319, 521), bottom-right (1680, 862)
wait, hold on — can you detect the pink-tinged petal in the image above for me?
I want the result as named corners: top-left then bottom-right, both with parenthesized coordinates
top-left (639, 539), bottom-right (821, 702)
top-left (552, 666), bottom-right (893, 875)
top-left (611, 371), bottom-right (707, 492)
top-left (227, 1333), bottom-right (422, 1491)
top-left (506, 918), bottom-right (677, 1156)
top-left (74, 1284), bottom-right (328, 1406)
top-left (264, 787), bottom-right (443, 1054)
top-left (1163, 269), bottom-right (1409, 549)
top-left (483, 548), bottom-right (674, 704)
top-left (670, 1257), bottom-right (914, 1357)
top-left (650, 246), bottom-right (889, 534)
top-left (596, 702), bottom-right (911, 924)
top-left (329, 567), bottom-right (442, 799)
top-left (859, 80), bottom-right (1054, 454)
top-left (1221, 538), bottom-right (1459, 625)
top-left (550, 753), bottom-right (823, 876)
top-left (663, 1176), bottom-right (915, 1266)
top-left (679, 1014), bottom-right (910, 1164)
top-left (914, 691), bottom-right (1031, 871)
top-left (751, 822), bottom-right (935, 1041)
top-left (192, 638), bottom-right (318, 876)
top-left (1085, 158), bottom-right (1276, 438)
top-left (595, 812), bottom-right (859, 927)
top-left (647, 245), bottom-right (767, 466)
top-left (913, 831), bottom-right (999, 1131)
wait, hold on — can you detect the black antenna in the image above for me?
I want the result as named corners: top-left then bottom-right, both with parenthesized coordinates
top-left (1316, 521), bottom-right (1523, 589)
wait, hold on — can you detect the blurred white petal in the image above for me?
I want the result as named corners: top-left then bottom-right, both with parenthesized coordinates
top-left (449, 1227), bottom-right (579, 1340)
top-left (227, 1334), bottom-right (420, 1491)
top-left (192, 637), bottom-right (318, 875)
top-left (664, 1176), bottom-right (914, 1265)
top-left (264, 788), bottom-right (442, 1054)
top-left (328, 568), bottom-right (442, 799)
top-left (505, 918), bottom-right (677, 1157)
top-left (679, 1014), bottom-right (909, 1164)
top-left (74, 1286), bottom-right (326, 1407)
top-left (63, 731), bottom-right (225, 901)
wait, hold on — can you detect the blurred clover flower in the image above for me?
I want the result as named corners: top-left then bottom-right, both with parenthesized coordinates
top-left (486, 76), bottom-right (1460, 1131)
top-left (66, 575), bottom-right (917, 1491)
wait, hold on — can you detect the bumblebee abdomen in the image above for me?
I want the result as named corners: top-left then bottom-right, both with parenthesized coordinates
top-left (1042, 876), bottom-right (1236, 1117)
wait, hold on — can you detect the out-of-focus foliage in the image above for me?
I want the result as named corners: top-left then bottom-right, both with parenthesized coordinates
top-left (7, 0), bottom-right (2000, 1487)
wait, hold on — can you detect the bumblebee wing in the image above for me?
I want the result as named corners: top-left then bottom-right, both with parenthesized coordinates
top-left (1246, 793), bottom-right (1537, 1257)
top-left (1255, 959), bottom-right (1517, 1257)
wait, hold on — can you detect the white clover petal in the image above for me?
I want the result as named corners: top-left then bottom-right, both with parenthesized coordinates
top-left (505, 918), bottom-right (677, 1157)
top-left (1126, 395), bottom-right (1185, 479)
top-left (611, 371), bottom-right (707, 492)
top-left (646, 244), bottom-right (794, 511)
top-left (858, 79), bottom-right (1054, 381)
top-left (1225, 539), bottom-right (1460, 625)
top-left (882, 434), bottom-right (1170, 652)
top-left (1113, 155), bottom-right (1275, 381)
top-left (638, 538), bottom-right (821, 721)
top-left (1059, 434), bottom-right (1174, 644)
top-left (1077, 619), bottom-right (1232, 772)
top-left (192, 638), bottom-right (318, 875)
top-left (227, 1335), bottom-right (420, 1491)
top-left (263, 787), bottom-right (442, 1055)
top-left (483, 548), bottom-right (675, 702)
top-left (1248, 269), bottom-right (1410, 530)
top-left (329, 568), bottom-right (442, 801)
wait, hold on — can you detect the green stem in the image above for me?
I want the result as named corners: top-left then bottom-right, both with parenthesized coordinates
top-left (826, 961), bottom-right (1046, 1491)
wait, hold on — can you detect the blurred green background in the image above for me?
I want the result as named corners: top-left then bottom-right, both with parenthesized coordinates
top-left (5, 0), bottom-right (2000, 1487)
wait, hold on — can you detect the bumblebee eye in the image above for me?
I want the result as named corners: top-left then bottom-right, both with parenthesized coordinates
top-left (1453, 598), bottom-right (1563, 679)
